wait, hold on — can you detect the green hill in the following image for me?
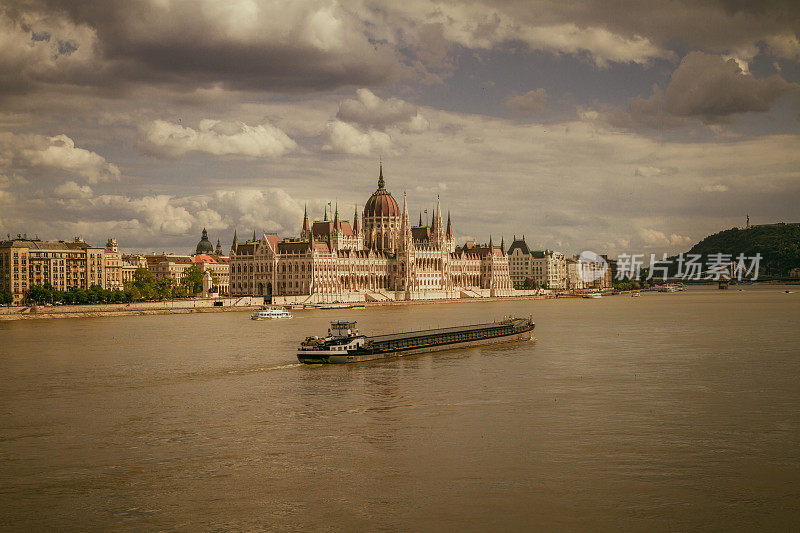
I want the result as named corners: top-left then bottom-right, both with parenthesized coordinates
top-left (687, 223), bottom-right (800, 277)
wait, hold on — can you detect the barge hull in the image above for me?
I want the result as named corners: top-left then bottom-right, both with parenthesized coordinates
top-left (298, 329), bottom-right (533, 364)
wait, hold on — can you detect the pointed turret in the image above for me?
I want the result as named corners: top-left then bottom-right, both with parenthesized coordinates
top-left (489, 235), bottom-right (493, 249)
top-left (378, 161), bottom-right (385, 189)
top-left (302, 204), bottom-right (310, 235)
top-left (215, 238), bottom-right (222, 255)
top-left (433, 195), bottom-right (444, 241)
top-left (418, 211), bottom-right (423, 227)
top-left (446, 211), bottom-right (452, 239)
top-left (353, 205), bottom-right (360, 234)
top-left (323, 204), bottom-right (328, 221)
top-left (500, 236), bottom-right (505, 254)
top-left (333, 202), bottom-right (341, 231)
top-left (252, 229), bottom-right (257, 243)
top-left (231, 229), bottom-right (238, 252)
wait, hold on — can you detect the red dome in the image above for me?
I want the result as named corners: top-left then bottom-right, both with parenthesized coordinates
top-left (364, 164), bottom-right (400, 218)
top-left (364, 189), bottom-right (400, 218)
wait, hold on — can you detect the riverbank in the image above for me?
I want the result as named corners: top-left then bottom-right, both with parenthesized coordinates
top-left (0, 296), bottom-right (263, 321)
top-left (0, 291), bottom-right (635, 321)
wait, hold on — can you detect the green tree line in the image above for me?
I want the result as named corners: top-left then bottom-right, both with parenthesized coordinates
top-left (17, 265), bottom-right (219, 306)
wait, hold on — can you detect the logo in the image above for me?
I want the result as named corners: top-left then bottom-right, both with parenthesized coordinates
top-left (577, 250), bottom-right (607, 283)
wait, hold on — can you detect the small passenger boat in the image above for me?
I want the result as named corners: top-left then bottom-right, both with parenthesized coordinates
top-left (251, 306), bottom-right (293, 320)
top-left (297, 317), bottom-right (534, 364)
top-left (582, 293), bottom-right (602, 299)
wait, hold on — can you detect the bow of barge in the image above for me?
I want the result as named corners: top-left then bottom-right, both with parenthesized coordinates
top-left (297, 316), bottom-right (534, 364)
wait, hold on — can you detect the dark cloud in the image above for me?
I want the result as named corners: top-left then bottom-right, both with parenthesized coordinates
top-left (665, 51), bottom-right (798, 123)
top-left (1, 0), bottom-right (402, 96)
top-left (596, 52), bottom-right (799, 129)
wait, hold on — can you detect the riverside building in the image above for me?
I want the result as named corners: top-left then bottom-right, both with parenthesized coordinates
top-left (506, 236), bottom-right (567, 290)
top-left (229, 166), bottom-right (513, 303)
top-left (0, 237), bottom-right (107, 305)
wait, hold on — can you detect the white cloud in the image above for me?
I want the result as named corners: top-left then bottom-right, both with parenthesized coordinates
top-left (54, 181), bottom-right (93, 199)
top-left (322, 121), bottom-right (394, 156)
top-left (639, 228), bottom-right (692, 248)
top-left (0, 132), bottom-right (120, 184)
top-left (336, 89), bottom-right (430, 133)
top-left (376, 5), bottom-right (672, 67)
top-left (142, 119), bottom-right (297, 159)
top-left (701, 184), bottom-right (729, 193)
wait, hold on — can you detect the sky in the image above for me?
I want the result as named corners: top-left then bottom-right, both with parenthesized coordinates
top-left (1, 0), bottom-right (799, 257)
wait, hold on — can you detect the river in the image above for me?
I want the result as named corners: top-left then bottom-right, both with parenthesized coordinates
top-left (1, 286), bottom-right (799, 530)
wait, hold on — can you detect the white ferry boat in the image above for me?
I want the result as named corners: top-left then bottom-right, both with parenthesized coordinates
top-left (251, 306), bottom-right (293, 320)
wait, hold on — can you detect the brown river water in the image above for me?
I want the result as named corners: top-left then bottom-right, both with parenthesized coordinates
top-left (1, 286), bottom-right (799, 531)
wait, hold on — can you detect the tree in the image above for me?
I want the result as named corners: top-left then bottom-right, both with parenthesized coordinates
top-left (0, 290), bottom-right (13, 306)
top-left (156, 276), bottom-right (176, 299)
top-left (132, 267), bottom-right (156, 299)
top-left (25, 284), bottom-right (52, 305)
top-left (181, 264), bottom-right (204, 296)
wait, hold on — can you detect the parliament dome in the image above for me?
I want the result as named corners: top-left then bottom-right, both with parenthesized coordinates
top-left (364, 165), bottom-right (400, 218)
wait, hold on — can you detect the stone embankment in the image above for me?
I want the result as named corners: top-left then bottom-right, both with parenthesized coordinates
top-left (0, 291), bottom-right (631, 321)
top-left (0, 297), bottom-right (263, 321)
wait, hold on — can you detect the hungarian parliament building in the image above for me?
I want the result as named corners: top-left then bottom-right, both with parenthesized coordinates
top-left (229, 166), bottom-right (513, 303)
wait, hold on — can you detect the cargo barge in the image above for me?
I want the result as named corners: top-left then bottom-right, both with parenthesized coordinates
top-left (297, 317), bottom-right (535, 364)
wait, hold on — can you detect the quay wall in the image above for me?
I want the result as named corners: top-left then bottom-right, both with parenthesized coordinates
top-left (0, 296), bottom-right (263, 321)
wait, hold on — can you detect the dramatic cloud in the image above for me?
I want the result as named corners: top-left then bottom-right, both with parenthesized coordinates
top-left (335, 89), bottom-right (430, 134)
top-left (664, 52), bottom-right (798, 123)
top-left (337, 89), bottom-right (418, 127)
top-left (594, 52), bottom-right (799, 130)
top-left (4, 0), bottom-right (399, 95)
top-left (142, 120), bottom-right (297, 159)
top-left (3, 1), bottom-right (800, 259)
top-left (506, 89), bottom-right (548, 115)
top-left (0, 132), bottom-right (120, 183)
top-left (322, 120), bottom-right (394, 156)
top-left (39, 187), bottom-right (304, 250)
top-left (373, 4), bottom-right (672, 67)
top-left (0, 8), bottom-right (99, 94)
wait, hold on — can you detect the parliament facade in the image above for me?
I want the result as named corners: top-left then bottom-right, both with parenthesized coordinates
top-left (229, 166), bottom-right (512, 303)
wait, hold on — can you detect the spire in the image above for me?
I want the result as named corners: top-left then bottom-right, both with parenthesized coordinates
top-left (378, 161), bottom-right (385, 189)
top-left (446, 211), bottom-right (452, 238)
top-left (353, 205), bottom-right (360, 233)
top-left (215, 238), bottom-right (222, 254)
top-left (232, 228), bottom-right (237, 245)
top-left (418, 211), bottom-right (422, 227)
top-left (324, 204), bottom-right (328, 221)
top-left (334, 202), bottom-right (341, 231)
top-left (500, 236), bottom-right (505, 253)
top-left (302, 203), bottom-right (310, 234)
top-left (489, 235), bottom-right (493, 249)
top-left (253, 230), bottom-right (257, 242)
top-left (433, 195), bottom-right (442, 234)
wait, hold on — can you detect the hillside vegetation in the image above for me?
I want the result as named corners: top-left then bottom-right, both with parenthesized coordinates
top-left (687, 223), bottom-right (800, 276)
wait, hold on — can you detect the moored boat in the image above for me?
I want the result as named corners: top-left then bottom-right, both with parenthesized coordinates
top-left (582, 293), bottom-right (602, 299)
top-left (297, 317), bottom-right (534, 364)
top-left (251, 305), bottom-right (293, 320)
